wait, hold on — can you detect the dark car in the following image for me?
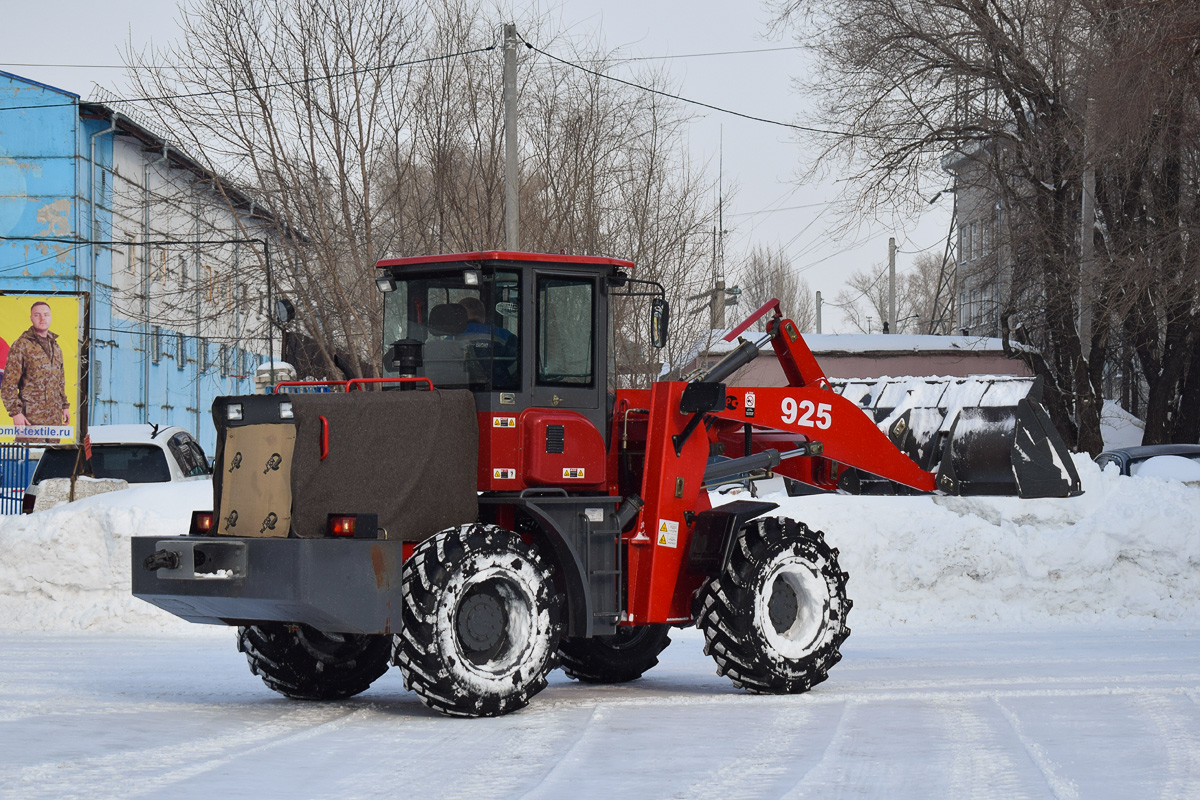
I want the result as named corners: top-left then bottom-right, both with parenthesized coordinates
top-left (1094, 444), bottom-right (1200, 479)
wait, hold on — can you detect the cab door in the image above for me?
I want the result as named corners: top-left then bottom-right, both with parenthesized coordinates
top-left (529, 271), bottom-right (604, 434)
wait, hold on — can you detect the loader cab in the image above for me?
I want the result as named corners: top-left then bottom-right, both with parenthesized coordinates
top-left (376, 252), bottom-right (632, 444)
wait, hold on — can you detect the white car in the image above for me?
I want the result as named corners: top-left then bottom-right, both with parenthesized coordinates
top-left (22, 424), bottom-right (211, 513)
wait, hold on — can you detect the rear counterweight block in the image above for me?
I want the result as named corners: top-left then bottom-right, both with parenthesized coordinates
top-left (131, 536), bottom-right (407, 634)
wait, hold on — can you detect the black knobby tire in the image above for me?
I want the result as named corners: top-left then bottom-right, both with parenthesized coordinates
top-left (558, 624), bottom-right (672, 684)
top-left (395, 523), bottom-right (563, 717)
top-left (697, 516), bottom-right (851, 694)
top-left (236, 623), bottom-right (393, 701)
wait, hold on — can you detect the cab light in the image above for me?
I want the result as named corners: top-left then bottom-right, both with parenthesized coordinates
top-left (328, 515), bottom-right (356, 537)
top-left (279, 401), bottom-right (294, 419)
top-left (226, 403), bottom-right (244, 421)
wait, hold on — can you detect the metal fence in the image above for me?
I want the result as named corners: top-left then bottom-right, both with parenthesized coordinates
top-left (0, 445), bottom-right (33, 515)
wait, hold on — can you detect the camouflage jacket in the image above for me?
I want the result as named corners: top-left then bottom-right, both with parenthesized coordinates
top-left (0, 328), bottom-right (68, 425)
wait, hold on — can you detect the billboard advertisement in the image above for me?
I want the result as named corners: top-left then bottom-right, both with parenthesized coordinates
top-left (0, 295), bottom-right (82, 444)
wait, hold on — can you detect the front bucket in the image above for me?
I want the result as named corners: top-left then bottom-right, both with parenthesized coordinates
top-left (935, 399), bottom-right (1082, 497)
top-left (833, 376), bottom-right (1082, 498)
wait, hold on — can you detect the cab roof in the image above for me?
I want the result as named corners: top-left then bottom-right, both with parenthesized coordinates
top-left (376, 251), bottom-right (635, 271)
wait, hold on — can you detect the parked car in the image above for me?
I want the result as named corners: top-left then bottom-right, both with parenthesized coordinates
top-left (22, 424), bottom-right (211, 513)
top-left (1094, 444), bottom-right (1200, 481)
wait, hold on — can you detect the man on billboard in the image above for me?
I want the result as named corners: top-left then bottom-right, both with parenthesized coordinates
top-left (1, 301), bottom-right (70, 435)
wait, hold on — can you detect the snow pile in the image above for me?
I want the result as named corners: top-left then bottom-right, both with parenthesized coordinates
top-left (725, 455), bottom-right (1200, 631)
top-left (0, 480), bottom-right (215, 633)
top-left (1, 456), bottom-right (1198, 635)
top-left (1101, 399), bottom-right (1144, 448)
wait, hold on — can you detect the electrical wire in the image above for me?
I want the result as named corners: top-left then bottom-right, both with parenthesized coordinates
top-left (521, 38), bottom-right (920, 142)
top-left (599, 44), bottom-right (806, 62)
top-left (0, 46), bottom-right (496, 114)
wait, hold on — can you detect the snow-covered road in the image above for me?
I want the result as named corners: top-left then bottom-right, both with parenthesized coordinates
top-left (3, 627), bottom-right (1198, 799)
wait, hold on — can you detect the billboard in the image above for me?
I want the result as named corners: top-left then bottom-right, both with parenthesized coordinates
top-left (0, 295), bottom-right (82, 444)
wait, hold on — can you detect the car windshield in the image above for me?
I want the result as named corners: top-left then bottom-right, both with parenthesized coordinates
top-left (382, 268), bottom-right (521, 391)
top-left (34, 445), bottom-right (172, 484)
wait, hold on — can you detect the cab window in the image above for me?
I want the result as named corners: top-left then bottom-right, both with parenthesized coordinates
top-left (536, 276), bottom-right (593, 387)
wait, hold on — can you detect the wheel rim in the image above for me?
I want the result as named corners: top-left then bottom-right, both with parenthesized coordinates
top-left (758, 557), bottom-right (830, 659)
top-left (451, 570), bottom-right (534, 674)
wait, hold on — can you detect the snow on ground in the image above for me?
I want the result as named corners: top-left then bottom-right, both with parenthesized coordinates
top-left (4, 456), bottom-right (1196, 636)
top-left (1, 458), bottom-right (1199, 797)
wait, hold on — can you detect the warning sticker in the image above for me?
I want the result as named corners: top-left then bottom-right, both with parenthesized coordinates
top-left (492, 417), bottom-right (517, 428)
top-left (657, 519), bottom-right (679, 548)
top-left (745, 391), bottom-right (756, 418)
top-left (563, 468), bottom-right (586, 479)
top-left (492, 468), bottom-right (516, 480)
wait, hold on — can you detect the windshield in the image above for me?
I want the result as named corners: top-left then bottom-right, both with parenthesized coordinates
top-left (383, 268), bottom-right (521, 391)
top-left (34, 445), bottom-right (173, 484)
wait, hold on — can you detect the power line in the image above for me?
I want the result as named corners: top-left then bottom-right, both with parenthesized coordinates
top-left (602, 44), bottom-right (805, 62)
top-left (522, 38), bottom-right (916, 142)
top-left (0, 46), bottom-right (496, 114)
top-left (522, 39), bottom-right (850, 137)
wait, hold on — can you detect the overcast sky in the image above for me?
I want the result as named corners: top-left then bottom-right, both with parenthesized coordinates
top-left (2, 0), bottom-right (952, 333)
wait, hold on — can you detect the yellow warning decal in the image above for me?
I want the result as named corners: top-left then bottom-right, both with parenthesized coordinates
top-left (657, 519), bottom-right (679, 548)
top-left (492, 468), bottom-right (516, 479)
top-left (562, 468), bottom-right (586, 479)
top-left (492, 417), bottom-right (517, 428)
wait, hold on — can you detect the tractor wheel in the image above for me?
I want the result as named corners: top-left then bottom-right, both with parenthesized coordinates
top-left (697, 516), bottom-right (851, 694)
top-left (236, 623), bottom-right (393, 701)
top-left (558, 624), bottom-right (672, 684)
top-left (395, 523), bottom-right (563, 717)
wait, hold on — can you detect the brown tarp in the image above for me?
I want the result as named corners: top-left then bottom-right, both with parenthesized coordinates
top-left (287, 390), bottom-right (479, 540)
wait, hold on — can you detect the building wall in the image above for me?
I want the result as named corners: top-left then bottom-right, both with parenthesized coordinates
top-left (1, 71), bottom-right (270, 454)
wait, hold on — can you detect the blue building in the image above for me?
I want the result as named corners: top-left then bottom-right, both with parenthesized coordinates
top-left (1, 71), bottom-right (277, 452)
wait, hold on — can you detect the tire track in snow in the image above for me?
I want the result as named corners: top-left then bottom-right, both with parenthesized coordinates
top-left (939, 698), bottom-right (1034, 800)
top-left (673, 702), bottom-right (840, 799)
top-left (993, 697), bottom-right (1079, 800)
top-left (4, 705), bottom-right (367, 800)
top-left (777, 700), bottom-right (853, 799)
top-left (1132, 694), bottom-right (1200, 800)
top-left (446, 703), bottom-right (599, 800)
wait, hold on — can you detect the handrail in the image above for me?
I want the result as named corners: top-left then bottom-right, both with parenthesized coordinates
top-left (345, 377), bottom-right (434, 392)
top-left (273, 377), bottom-right (435, 393)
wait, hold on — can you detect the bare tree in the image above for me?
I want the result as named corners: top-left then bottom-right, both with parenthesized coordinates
top-left (768, 0), bottom-right (1200, 450)
top-left (123, 0), bottom-right (719, 386)
top-left (831, 263), bottom-right (922, 334)
top-left (733, 245), bottom-right (815, 332)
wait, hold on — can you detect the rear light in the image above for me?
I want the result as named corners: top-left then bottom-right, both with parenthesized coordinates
top-left (328, 515), bottom-right (356, 537)
top-left (326, 513), bottom-right (379, 539)
top-left (190, 510), bottom-right (215, 536)
top-left (22, 493), bottom-right (35, 514)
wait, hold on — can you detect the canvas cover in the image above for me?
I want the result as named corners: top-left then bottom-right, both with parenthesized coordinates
top-left (211, 389), bottom-right (478, 541)
top-left (287, 390), bottom-right (478, 541)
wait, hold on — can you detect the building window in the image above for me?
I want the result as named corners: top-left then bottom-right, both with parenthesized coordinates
top-left (176, 334), bottom-right (186, 371)
top-left (151, 326), bottom-right (162, 364)
top-left (219, 344), bottom-right (228, 377)
top-left (198, 338), bottom-right (209, 373)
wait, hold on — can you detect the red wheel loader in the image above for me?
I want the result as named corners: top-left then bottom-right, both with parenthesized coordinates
top-left (132, 251), bottom-right (1081, 717)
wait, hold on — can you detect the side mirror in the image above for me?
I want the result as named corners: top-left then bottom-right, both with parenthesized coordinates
top-left (651, 297), bottom-right (670, 348)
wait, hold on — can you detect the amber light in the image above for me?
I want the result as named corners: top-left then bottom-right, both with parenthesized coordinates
top-left (328, 515), bottom-right (356, 537)
top-left (191, 511), bottom-right (215, 535)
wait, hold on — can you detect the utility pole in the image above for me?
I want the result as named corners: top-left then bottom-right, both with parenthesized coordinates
top-left (503, 24), bottom-right (519, 251)
top-left (888, 237), bottom-right (897, 334)
top-left (815, 290), bottom-right (822, 334)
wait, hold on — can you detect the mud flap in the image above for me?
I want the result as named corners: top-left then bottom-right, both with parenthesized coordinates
top-left (935, 399), bottom-right (1082, 498)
